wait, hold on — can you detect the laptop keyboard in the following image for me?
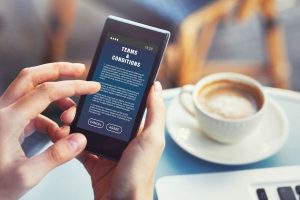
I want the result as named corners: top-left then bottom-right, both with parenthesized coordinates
top-left (256, 185), bottom-right (300, 200)
top-left (156, 166), bottom-right (300, 200)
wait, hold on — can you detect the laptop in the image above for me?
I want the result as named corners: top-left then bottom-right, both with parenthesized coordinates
top-left (156, 165), bottom-right (300, 200)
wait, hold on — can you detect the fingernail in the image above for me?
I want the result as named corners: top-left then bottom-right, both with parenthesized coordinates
top-left (154, 81), bottom-right (162, 96)
top-left (66, 134), bottom-right (86, 151)
top-left (89, 81), bottom-right (101, 89)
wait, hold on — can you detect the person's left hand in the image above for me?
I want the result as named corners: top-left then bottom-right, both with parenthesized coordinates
top-left (0, 62), bottom-right (100, 200)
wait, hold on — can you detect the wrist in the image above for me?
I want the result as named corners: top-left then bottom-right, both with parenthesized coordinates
top-left (105, 181), bottom-right (153, 200)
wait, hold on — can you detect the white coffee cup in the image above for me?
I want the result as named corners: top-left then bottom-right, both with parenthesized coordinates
top-left (179, 72), bottom-right (267, 144)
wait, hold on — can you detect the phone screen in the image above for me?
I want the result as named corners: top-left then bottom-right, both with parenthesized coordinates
top-left (77, 32), bottom-right (159, 142)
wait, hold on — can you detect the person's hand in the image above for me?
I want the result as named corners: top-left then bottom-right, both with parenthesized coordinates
top-left (78, 82), bottom-right (165, 200)
top-left (0, 63), bottom-right (100, 200)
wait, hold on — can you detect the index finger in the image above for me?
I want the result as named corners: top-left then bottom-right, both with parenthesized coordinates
top-left (9, 80), bottom-right (100, 121)
top-left (0, 62), bottom-right (86, 107)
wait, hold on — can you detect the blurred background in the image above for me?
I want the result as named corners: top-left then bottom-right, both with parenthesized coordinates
top-left (1, 0), bottom-right (300, 94)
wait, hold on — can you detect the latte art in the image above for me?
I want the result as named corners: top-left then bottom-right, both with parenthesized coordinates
top-left (197, 81), bottom-right (261, 120)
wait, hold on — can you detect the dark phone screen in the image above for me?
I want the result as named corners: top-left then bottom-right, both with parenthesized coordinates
top-left (77, 32), bottom-right (158, 142)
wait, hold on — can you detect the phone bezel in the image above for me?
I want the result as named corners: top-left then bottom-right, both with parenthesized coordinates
top-left (70, 16), bottom-right (170, 160)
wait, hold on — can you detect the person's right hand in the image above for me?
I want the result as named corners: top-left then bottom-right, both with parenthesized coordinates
top-left (0, 62), bottom-right (100, 200)
top-left (77, 82), bottom-right (166, 200)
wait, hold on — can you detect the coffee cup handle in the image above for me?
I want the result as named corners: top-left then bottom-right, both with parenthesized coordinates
top-left (179, 85), bottom-right (196, 117)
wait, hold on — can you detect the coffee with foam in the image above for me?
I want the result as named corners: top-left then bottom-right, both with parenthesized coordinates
top-left (197, 80), bottom-right (263, 120)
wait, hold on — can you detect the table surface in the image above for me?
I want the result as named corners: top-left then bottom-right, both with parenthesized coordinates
top-left (21, 87), bottom-right (300, 200)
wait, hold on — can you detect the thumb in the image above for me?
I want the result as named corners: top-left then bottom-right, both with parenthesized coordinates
top-left (144, 81), bottom-right (165, 135)
top-left (23, 133), bottom-right (86, 185)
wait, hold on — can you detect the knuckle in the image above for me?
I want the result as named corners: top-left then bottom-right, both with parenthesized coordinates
top-left (53, 62), bottom-right (64, 69)
top-left (37, 82), bottom-right (50, 92)
top-left (72, 80), bottom-right (81, 92)
top-left (37, 82), bottom-right (55, 101)
top-left (48, 141), bottom-right (71, 164)
top-left (53, 62), bottom-right (67, 71)
top-left (49, 144), bottom-right (65, 163)
top-left (19, 67), bottom-right (32, 79)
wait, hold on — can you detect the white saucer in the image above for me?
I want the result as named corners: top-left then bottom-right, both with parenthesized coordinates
top-left (166, 95), bottom-right (289, 165)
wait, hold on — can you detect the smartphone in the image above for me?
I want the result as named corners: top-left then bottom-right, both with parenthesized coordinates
top-left (71, 16), bottom-right (170, 160)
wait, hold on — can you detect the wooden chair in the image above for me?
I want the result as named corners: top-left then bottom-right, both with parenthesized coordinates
top-left (162, 0), bottom-right (290, 88)
top-left (46, 0), bottom-right (77, 62)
